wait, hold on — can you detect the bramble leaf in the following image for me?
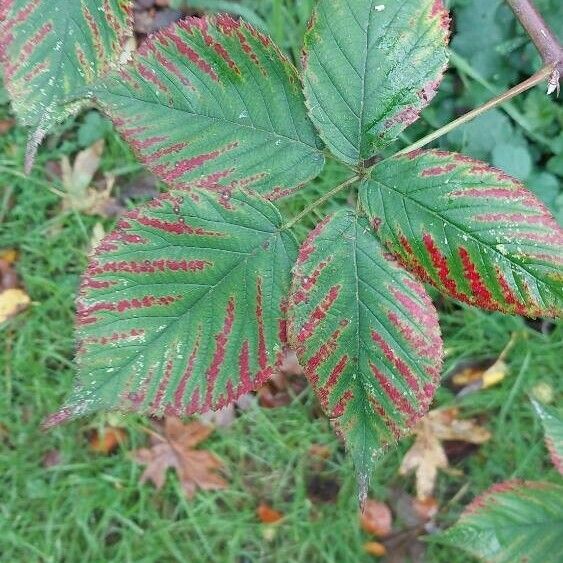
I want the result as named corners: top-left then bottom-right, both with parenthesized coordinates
top-left (44, 189), bottom-right (297, 427)
top-left (435, 481), bottom-right (563, 563)
top-left (532, 399), bottom-right (563, 475)
top-left (288, 210), bottom-right (442, 503)
top-left (360, 150), bottom-right (563, 317)
top-left (89, 14), bottom-right (325, 201)
top-left (0, 0), bottom-right (132, 165)
top-left (302, 0), bottom-right (449, 165)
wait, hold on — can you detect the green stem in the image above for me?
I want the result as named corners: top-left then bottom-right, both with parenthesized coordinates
top-left (392, 64), bottom-right (554, 158)
top-left (281, 174), bottom-right (359, 230)
top-left (448, 50), bottom-right (552, 148)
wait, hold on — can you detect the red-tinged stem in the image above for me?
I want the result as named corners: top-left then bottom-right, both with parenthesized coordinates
top-left (505, 0), bottom-right (563, 75)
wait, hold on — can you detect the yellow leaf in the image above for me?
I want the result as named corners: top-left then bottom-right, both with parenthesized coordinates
top-left (0, 288), bottom-right (30, 323)
top-left (0, 249), bottom-right (18, 264)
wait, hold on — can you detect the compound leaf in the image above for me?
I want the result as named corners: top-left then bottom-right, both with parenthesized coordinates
top-left (0, 0), bottom-right (132, 164)
top-left (435, 481), bottom-right (563, 563)
top-left (360, 150), bottom-right (563, 317)
top-left (44, 189), bottom-right (297, 427)
top-left (302, 0), bottom-right (449, 166)
top-left (532, 399), bottom-right (563, 475)
top-left (89, 14), bottom-right (325, 201)
top-left (288, 209), bottom-right (442, 502)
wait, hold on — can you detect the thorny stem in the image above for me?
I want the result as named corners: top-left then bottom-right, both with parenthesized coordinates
top-left (281, 174), bottom-right (359, 231)
top-left (391, 65), bottom-right (555, 159)
top-left (505, 0), bottom-right (563, 78)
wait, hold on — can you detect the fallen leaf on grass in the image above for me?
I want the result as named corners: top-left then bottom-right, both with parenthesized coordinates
top-left (60, 140), bottom-right (122, 216)
top-left (132, 417), bottom-right (227, 498)
top-left (257, 350), bottom-right (307, 408)
top-left (363, 541), bottom-right (386, 557)
top-left (0, 249), bottom-right (17, 264)
top-left (448, 334), bottom-right (517, 396)
top-left (400, 408), bottom-right (491, 499)
top-left (89, 426), bottom-right (127, 454)
top-left (257, 503), bottom-right (284, 524)
top-left (360, 499), bottom-right (392, 537)
top-left (0, 118), bottom-right (15, 134)
top-left (199, 393), bottom-right (253, 427)
top-left (0, 288), bottom-right (30, 323)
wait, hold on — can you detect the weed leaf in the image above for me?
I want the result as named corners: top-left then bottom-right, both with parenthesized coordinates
top-left (302, 0), bottom-right (449, 165)
top-left (89, 14), bottom-right (325, 200)
top-left (0, 0), bottom-right (132, 168)
top-left (288, 209), bottom-right (442, 505)
top-left (360, 149), bottom-right (563, 317)
top-left (532, 399), bottom-right (563, 475)
top-left (435, 481), bottom-right (563, 563)
top-left (44, 189), bottom-right (297, 426)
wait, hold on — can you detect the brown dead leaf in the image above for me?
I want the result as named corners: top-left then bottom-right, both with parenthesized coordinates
top-left (449, 334), bottom-right (516, 395)
top-left (257, 350), bottom-right (307, 408)
top-left (360, 499), bottom-right (392, 537)
top-left (0, 249), bottom-right (17, 264)
top-left (399, 408), bottom-right (491, 499)
top-left (363, 541), bottom-right (387, 557)
top-left (0, 288), bottom-right (30, 323)
top-left (257, 503), bottom-right (284, 524)
top-left (199, 393), bottom-right (253, 427)
top-left (0, 257), bottom-right (19, 290)
top-left (59, 141), bottom-right (121, 216)
top-left (132, 417), bottom-right (227, 498)
top-left (89, 427), bottom-right (127, 454)
top-left (0, 118), bottom-right (15, 134)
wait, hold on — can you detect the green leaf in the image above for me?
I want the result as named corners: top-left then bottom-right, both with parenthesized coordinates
top-left (288, 209), bottom-right (442, 503)
top-left (44, 189), bottom-right (297, 427)
top-left (435, 481), bottom-right (563, 563)
top-left (0, 0), bottom-right (132, 162)
top-left (301, 0), bottom-right (449, 165)
top-left (89, 14), bottom-right (324, 201)
top-left (532, 399), bottom-right (563, 475)
top-left (360, 150), bottom-right (563, 317)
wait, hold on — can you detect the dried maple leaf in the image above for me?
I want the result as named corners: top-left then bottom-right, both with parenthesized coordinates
top-left (399, 408), bottom-right (491, 499)
top-left (132, 417), bottom-right (227, 498)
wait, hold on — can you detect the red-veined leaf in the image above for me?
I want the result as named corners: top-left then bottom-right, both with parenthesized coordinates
top-left (435, 481), bottom-right (563, 563)
top-left (360, 150), bottom-right (563, 317)
top-left (288, 209), bottom-right (442, 504)
top-left (302, 0), bottom-right (449, 166)
top-left (44, 189), bottom-right (297, 427)
top-left (88, 14), bottom-right (325, 201)
top-left (532, 399), bottom-right (563, 475)
top-left (0, 0), bottom-right (132, 167)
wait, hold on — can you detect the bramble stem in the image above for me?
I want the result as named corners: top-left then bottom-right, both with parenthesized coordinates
top-left (392, 65), bottom-right (554, 158)
top-left (282, 174), bottom-right (359, 230)
top-left (505, 0), bottom-right (563, 75)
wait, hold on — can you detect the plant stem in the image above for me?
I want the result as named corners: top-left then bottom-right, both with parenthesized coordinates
top-left (392, 64), bottom-right (554, 158)
top-left (281, 174), bottom-right (359, 230)
top-left (505, 0), bottom-right (563, 75)
top-left (448, 50), bottom-right (552, 148)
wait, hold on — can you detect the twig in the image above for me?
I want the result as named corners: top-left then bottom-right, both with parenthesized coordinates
top-left (391, 65), bottom-right (554, 158)
top-left (506, 0), bottom-right (562, 93)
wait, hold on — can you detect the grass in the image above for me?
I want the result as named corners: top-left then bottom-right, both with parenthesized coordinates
top-left (1, 0), bottom-right (562, 561)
